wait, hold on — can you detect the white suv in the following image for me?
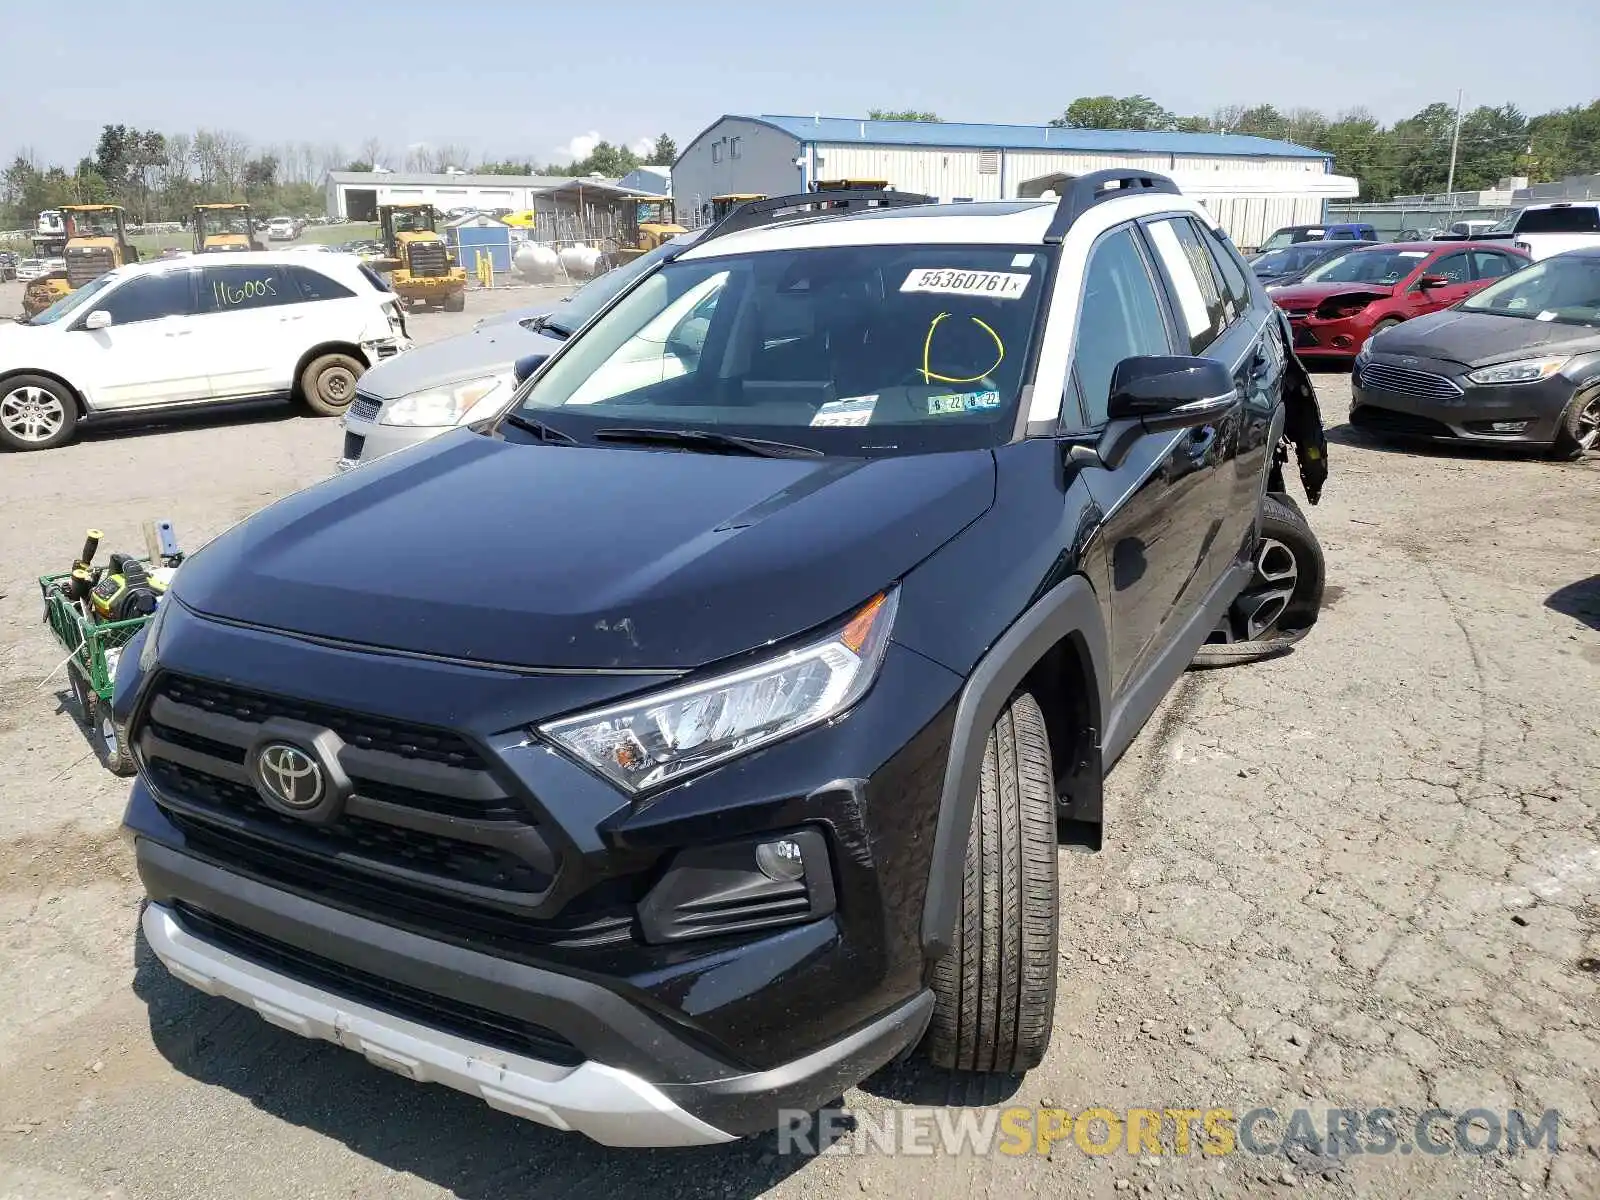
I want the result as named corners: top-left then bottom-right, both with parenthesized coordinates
top-left (267, 217), bottom-right (297, 242)
top-left (0, 251), bottom-right (411, 451)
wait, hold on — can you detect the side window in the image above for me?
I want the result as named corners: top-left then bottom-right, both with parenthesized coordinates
top-left (730, 137), bottom-right (743, 160)
top-left (1470, 251), bottom-right (1517, 281)
top-left (201, 264), bottom-right (296, 314)
top-left (290, 265), bottom-right (355, 301)
top-left (1146, 217), bottom-right (1227, 353)
top-left (1195, 220), bottom-right (1253, 318)
top-left (1424, 253), bottom-right (1471, 285)
top-left (1071, 227), bottom-right (1172, 426)
top-left (93, 271), bottom-right (193, 326)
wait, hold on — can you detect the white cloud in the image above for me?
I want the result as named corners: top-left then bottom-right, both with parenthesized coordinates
top-left (629, 137), bottom-right (654, 157)
top-left (557, 131), bottom-right (602, 162)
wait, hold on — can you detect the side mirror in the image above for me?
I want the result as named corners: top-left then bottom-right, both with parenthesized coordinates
top-left (1417, 274), bottom-right (1449, 289)
top-left (83, 310), bottom-right (113, 330)
top-left (513, 353), bottom-right (550, 384)
top-left (1073, 356), bottom-right (1237, 472)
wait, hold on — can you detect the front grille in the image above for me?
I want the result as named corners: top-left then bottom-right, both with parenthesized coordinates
top-left (67, 248), bottom-right (112, 288)
top-left (1358, 361), bottom-right (1464, 401)
top-left (171, 903), bottom-right (583, 1064)
top-left (1294, 326), bottom-right (1320, 349)
top-left (406, 241), bottom-right (449, 277)
top-left (136, 673), bottom-right (573, 918)
top-left (349, 394), bottom-right (382, 423)
top-left (1350, 405), bottom-right (1455, 439)
top-left (342, 431), bottom-right (366, 460)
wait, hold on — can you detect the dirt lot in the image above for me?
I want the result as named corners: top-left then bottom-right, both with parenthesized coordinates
top-left (1, 278), bottom-right (1596, 1200)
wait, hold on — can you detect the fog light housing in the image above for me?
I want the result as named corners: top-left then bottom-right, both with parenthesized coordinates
top-left (1467, 419), bottom-right (1531, 435)
top-left (639, 828), bottom-right (835, 944)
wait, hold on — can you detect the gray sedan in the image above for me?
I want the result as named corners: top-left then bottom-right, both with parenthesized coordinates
top-left (1351, 248), bottom-right (1600, 458)
top-left (337, 228), bottom-right (705, 470)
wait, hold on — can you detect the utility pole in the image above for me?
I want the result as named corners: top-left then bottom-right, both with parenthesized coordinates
top-left (1444, 88), bottom-right (1464, 225)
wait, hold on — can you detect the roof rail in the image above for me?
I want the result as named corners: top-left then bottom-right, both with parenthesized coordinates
top-left (672, 188), bottom-right (938, 256)
top-left (1041, 169), bottom-right (1182, 244)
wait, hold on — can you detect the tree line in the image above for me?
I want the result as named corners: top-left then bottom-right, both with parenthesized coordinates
top-left (871, 97), bottom-right (1600, 201)
top-left (1, 127), bottom-right (680, 228)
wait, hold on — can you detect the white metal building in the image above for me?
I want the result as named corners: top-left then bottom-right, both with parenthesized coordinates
top-left (323, 171), bottom-right (588, 222)
top-left (672, 115), bottom-right (1357, 249)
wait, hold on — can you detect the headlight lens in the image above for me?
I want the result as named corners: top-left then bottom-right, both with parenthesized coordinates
top-left (541, 591), bottom-right (899, 793)
top-left (379, 375), bottom-right (509, 427)
top-left (1465, 357), bottom-right (1571, 386)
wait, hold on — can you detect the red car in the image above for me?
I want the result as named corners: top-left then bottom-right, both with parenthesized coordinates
top-left (1268, 241), bottom-right (1530, 358)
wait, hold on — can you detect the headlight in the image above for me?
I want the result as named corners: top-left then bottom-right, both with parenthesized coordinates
top-left (379, 374), bottom-right (509, 427)
top-left (1465, 357), bottom-right (1571, 386)
top-left (541, 591), bottom-right (899, 793)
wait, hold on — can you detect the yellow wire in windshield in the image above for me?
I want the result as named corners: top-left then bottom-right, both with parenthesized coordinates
top-left (921, 313), bottom-right (1005, 384)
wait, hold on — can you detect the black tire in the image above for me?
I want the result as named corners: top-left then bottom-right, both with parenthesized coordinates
top-left (1550, 388), bottom-right (1600, 461)
top-left (925, 691), bottom-right (1059, 1073)
top-left (443, 291), bottom-right (465, 313)
top-left (298, 353), bottom-right (364, 416)
top-left (0, 373), bottom-right (79, 452)
top-left (1194, 492), bottom-right (1325, 666)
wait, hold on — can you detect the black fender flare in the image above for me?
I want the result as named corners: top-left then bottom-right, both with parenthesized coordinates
top-left (919, 574), bottom-right (1109, 959)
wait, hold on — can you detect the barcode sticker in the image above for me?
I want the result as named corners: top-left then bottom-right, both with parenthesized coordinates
top-left (900, 269), bottom-right (1030, 300)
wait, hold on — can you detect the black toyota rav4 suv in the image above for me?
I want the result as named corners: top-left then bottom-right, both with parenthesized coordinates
top-left (119, 176), bottom-right (1329, 1147)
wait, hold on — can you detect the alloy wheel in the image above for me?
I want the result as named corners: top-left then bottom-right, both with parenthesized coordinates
top-left (0, 384), bottom-right (66, 444)
top-left (1576, 394), bottom-right (1600, 452)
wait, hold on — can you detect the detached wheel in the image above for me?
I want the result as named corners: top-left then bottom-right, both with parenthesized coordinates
top-left (925, 690), bottom-right (1059, 1073)
top-left (443, 291), bottom-right (465, 313)
top-left (299, 353), bottom-right (364, 416)
top-left (1194, 492), bottom-right (1325, 666)
top-left (1551, 388), bottom-right (1600, 460)
top-left (0, 374), bottom-right (79, 451)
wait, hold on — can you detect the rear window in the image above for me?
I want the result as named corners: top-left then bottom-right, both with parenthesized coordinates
top-left (1515, 206), bottom-right (1600, 235)
top-left (291, 264), bottom-right (355, 301)
top-left (357, 263), bottom-right (392, 292)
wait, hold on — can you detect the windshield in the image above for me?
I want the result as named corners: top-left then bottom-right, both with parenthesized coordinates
top-left (1303, 248), bottom-right (1428, 285)
top-left (1513, 206), bottom-right (1600, 235)
top-left (1460, 255), bottom-right (1600, 326)
top-left (512, 243), bottom-right (1052, 456)
top-left (66, 210), bottom-right (120, 238)
top-left (1253, 244), bottom-right (1340, 276)
top-left (390, 209), bottom-right (433, 233)
top-left (27, 272), bottom-right (119, 325)
top-left (200, 210), bottom-right (250, 237)
top-left (635, 200), bottom-right (674, 225)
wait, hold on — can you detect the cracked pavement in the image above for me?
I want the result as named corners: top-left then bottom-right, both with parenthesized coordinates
top-left (0, 334), bottom-right (1596, 1200)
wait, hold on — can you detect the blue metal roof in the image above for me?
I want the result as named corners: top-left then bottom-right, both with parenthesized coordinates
top-left (748, 114), bottom-right (1327, 160)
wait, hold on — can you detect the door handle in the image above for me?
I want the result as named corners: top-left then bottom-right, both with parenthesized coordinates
top-left (166, 329), bottom-right (192, 337)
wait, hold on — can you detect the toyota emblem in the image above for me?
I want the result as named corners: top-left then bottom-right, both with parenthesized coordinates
top-left (256, 742), bottom-right (324, 810)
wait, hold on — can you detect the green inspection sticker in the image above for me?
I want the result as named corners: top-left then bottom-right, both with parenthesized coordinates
top-left (927, 389), bottom-right (1002, 415)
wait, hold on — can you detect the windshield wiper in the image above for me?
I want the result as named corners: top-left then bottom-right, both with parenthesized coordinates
top-left (594, 426), bottom-right (822, 459)
top-left (501, 412), bottom-right (578, 444)
top-left (525, 313), bottom-right (574, 339)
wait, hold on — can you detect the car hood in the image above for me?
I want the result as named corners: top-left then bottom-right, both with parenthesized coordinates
top-left (172, 432), bottom-right (997, 670)
top-left (1269, 281), bottom-right (1397, 307)
top-left (1369, 309), bottom-right (1600, 367)
top-left (357, 320), bottom-right (565, 400)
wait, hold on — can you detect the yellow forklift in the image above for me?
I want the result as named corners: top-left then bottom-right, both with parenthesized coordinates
top-left (606, 196), bottom-right (688, 265)
top-left (376, 203), bottom-right (467, 312)
top-left (193, 203), bottom-right (263, 253)
top-left (22, 205), bottom-right (139, 317)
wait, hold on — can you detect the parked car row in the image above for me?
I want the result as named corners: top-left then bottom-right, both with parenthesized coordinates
top-left (0, 251), bottom-right (410, 451)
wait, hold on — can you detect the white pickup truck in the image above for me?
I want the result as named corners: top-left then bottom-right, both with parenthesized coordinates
top-left (1487, 201), bottom-right (1600, 261)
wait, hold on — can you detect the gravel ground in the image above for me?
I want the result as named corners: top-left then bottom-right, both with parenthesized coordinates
top-left (1, 281), bottom-right (1596, 1200)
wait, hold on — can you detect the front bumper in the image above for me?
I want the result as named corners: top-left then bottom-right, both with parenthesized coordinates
top-left (1351, 353), bottom-right (1576, 445)
top-left (1281, 310), bottom-right (1371, 357)
top-left (132, 819), bottom-right (935, 1145)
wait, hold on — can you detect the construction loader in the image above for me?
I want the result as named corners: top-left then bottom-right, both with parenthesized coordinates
top-left (193, 203), bottom-right (263, 253)
top-left (22, 205), bottom-right (139, 318)
top-left (375, 203), bottom-right (467, 312)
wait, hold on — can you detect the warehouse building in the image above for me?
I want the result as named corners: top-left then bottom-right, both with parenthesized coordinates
top-left (323, 170), bottom-right (585, 222)
top-left (672, 115), bottom-right (1357, 250)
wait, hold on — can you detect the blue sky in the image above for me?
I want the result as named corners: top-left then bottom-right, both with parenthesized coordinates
top-left (5, 0), bottom-right (1597, 169)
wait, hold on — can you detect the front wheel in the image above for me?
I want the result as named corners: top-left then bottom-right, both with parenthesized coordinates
top-left (0, 374), bottom-right (79, 452)
top-left (95, 710), bottom-right (137, 777)
top-left (299, 353), bottom-right (364, 416)
top-left (1194, 492), bottom-right (1325, 666)
top-left (924, 691), bottom-right (1059, 1073)
top-left (443, 291), bottom-right (465, 313)
top-left (1551, 388), bottom-right (1600, 460)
